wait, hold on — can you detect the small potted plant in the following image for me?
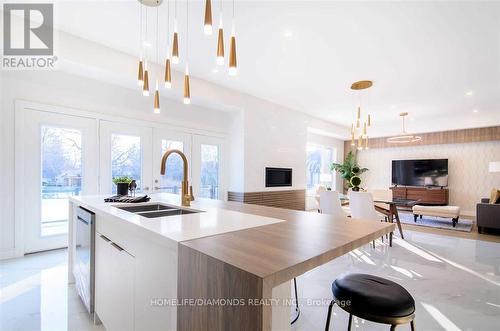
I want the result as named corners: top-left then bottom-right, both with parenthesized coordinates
top-left (112, 176), bottom-right (133, 196)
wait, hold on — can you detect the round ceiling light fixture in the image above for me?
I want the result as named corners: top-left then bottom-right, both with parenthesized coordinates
top-left (387, 112), bottom-right (422, 144)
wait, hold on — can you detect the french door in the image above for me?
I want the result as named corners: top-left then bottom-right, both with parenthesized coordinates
top-left (99, 121), bottom-right (153, 194)
top-left (191, 135), bottom-right (225, 200)
top-left (20, 110), bottom-right (98, 253)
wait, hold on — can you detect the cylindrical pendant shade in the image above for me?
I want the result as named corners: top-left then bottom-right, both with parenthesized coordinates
top-left (204, 0), bottom-right (213, 35)
top-left (154, 89), bottom-right (160, 114)
top-left (183, 74), bottom-right (190, 104)
top-left (137, 60), bottom-right (144, 86)
top-left (365, 136), bottom-right (369, 149)
top-left (217, 28), bottom-right (225, 65)
top-left (143, 70), bottom-right (150, 96)
top-left (228, 35), bottom-right (237, 76)
top-left (368, 114), bottom-right (371, 127)
top-left (164, 58), bottom-right (172, 88)
top-left (172, 32), bottom-right (179, 64)
top-left (357, 107), bottom-right (361, 119)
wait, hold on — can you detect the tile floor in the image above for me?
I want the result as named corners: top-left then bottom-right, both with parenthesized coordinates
top-left (1, 230), bottom-right (499, 331)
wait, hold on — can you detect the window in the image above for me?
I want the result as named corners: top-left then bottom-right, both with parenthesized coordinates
top-left (199, 144), bottom-right (219, 199)
top-left (160, 140), bottom-right (184, 194)
top-left (111, 134), bottom-right (142, 193)
top-left (41, 126), bottom-right (82, 236)
top-left (306, 144), bottom-right (335, 192)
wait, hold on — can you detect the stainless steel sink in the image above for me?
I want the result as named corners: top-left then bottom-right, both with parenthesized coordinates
top-left (116, 203), bottom-right (202, 218)
top-left (118, 204), bottom-right (175, 213)
top-left (136, 209), bottom-right (199, 218)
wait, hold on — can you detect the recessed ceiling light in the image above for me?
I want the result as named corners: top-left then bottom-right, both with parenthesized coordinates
top-left (465, 90), bottom-right (474, 96)
top-left (473, 109), bottom-right (479, 113)
top-left (283, 30), bottom-right (293, 40)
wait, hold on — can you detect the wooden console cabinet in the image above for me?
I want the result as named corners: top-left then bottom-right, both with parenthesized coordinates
top-left (391, 187), bottom-right (449, 205)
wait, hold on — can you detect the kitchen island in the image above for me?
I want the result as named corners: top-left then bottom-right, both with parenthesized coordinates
top-left (68, 193), bottom-right (394, 331)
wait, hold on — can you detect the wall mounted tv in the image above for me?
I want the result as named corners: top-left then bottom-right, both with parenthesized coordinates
top-left (392, 159), bottom-right (448, 187)
top-left (265, 167), bottom-right (292, 187)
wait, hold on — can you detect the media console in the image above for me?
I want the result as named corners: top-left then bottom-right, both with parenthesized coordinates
top-left (391, 186), bottom-right (449, 206)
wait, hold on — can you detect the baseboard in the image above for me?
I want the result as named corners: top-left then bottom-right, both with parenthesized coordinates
top-left (0, 248), bottom-right (18, 260)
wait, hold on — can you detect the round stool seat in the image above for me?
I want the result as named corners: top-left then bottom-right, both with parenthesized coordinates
top-left (332, 273), bottom-right (415, 319)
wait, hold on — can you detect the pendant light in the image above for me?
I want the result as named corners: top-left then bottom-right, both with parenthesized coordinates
top-left (164, 0), bottom-right (172, 88)
top-left (204, 0), bottom-right (213, 35)
top-left (228, 0), bottom-right (237, 76)
top-left (350, 80), bottom-right (373, 150)
top-left (153, 7), bottom-right (160, 113)
top-left (137, 2), bottom-right (144, 86)
top-left (171, 0), bottom-right (179, 64)
top-left (387, 112), bottom-right (422, 144)
top-left (216, 0), bottom-right (224, 65)
top-left (183, 0), bottom-right (191, 105)
top-left (142, 6), bottom-right (150, 96)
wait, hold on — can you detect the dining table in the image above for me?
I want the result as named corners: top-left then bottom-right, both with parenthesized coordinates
top-left (339, 194), bottom-right (420, 239)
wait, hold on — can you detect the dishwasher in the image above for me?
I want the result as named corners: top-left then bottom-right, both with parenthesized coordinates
top-left (74, 206), bottom-right (95, 315)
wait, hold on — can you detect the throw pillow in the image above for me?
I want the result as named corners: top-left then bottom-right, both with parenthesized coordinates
top-left (490, 188), bottom-right (500, 204)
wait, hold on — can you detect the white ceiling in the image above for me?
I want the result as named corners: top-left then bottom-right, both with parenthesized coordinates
top-left (20, 1), bottom-right (500, 136)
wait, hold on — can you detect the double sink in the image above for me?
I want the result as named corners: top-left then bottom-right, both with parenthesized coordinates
top-left (117, 203), bottom-right (202, 218)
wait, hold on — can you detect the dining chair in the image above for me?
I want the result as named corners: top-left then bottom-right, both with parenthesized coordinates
top-left (348, 191), bottom-right (392, 247)
top-left (319, 191), bottom-right (349, 220)
top-left (371, 188), bottom-right (393, 222)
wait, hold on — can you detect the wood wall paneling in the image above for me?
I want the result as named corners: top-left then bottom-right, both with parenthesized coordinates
top-left (227, 190), bottom-right (306, 211)
top-left (344, 126), bottom-right (500, 153)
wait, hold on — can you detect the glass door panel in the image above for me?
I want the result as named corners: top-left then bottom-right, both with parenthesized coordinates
top-left (41, 126), bottom-right (82, 236)
top-left (199, 144), bottom-right (220, 199)
top-left (111, 134), bottom-right (142, 193)
top-left (159, 140), bottom-right (184, 194)
top-left (99, 121), bottom-right (152, 195)
top-left (191, 135), bottom-right (225, 200)
top-left (152, 129), bottom-right (191, 194)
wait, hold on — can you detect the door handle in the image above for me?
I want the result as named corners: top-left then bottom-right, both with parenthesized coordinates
top-left (100, 234), bottom-right (111, 242)
top-left (110, 242), bottom-right (124, 252)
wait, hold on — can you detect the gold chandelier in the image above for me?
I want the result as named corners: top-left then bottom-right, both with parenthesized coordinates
top-left (136, 0), bottom-right (239, 113)
top-left (350, 80), bottom-right (372, 150)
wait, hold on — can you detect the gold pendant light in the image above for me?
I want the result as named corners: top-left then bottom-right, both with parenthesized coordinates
top-left (216, 1), bottom-right (224, 65)
top-left (164, 0), bottom-right (172, 88)
top-left (153, 7), bottom-right (160, 113)
top-left (387, 112), bottom-right (422, 144)
top-left (137, 3), bottom-right (144, 86)
top-left (184, 66), bottom-right (191, 104)
top-left (154, 81), bottom-right (160, 113)
top-left (183, 0), bottom-right (190, 105)
top-left (228, 0), bottom-right (237, 76)
top-left (143, 66), bottom-right (150, 96)
top-left (172, 0), bottom-right (179, 64)
top-left (350, 80), bottom-right (373, 150)
top-left (203, 0), bottom-right (212, 35)
top-left (165, 58), bottom-right (172, 88)
top-left (138, 59), bottom-right (144, 86)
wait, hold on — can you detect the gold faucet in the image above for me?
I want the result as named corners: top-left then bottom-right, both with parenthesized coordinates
top-left (160, 149), bottom-right (194, 207)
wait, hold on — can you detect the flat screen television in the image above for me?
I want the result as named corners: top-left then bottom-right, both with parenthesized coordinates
top-left (265, 167), bottom-right (292, 187)
top-left (392, 159), bottom-right (448, 187)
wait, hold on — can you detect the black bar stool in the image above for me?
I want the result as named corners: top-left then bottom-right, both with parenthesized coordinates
top-left (325, 273), bottom-right (416, 331)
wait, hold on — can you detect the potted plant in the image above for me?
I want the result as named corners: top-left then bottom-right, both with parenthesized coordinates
top-left (112, 176), bottom-right (133, 196)
top-left (330, 151), bottom-right (368, 191)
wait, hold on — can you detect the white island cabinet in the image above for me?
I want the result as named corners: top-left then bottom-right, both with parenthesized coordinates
top-left (68, 193), bottom-right (285, 331)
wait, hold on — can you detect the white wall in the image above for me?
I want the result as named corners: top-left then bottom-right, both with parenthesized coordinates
top-left (242, 98), bottom-right (347, 192)
top-left (357, 141), bottom-right (500, 216)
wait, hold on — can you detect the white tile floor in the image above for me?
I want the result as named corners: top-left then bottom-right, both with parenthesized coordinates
top-left (1, 230), bottom-right (499, 331)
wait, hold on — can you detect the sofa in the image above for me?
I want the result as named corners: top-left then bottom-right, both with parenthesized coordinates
top-left (477, 198), bottom-right (500, 234)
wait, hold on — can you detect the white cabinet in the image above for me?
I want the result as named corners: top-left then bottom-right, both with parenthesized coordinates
top-left (95, 232), bottom-right (135, 331)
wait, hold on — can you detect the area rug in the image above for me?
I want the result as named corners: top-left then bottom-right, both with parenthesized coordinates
top-left (398, 212), bottom-right (473, 232)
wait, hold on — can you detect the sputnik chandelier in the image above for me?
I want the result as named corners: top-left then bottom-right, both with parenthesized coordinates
top-left (137, 0), bottom-right (238, 113)
top-left (350, 80), bottom-right (372, 151)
